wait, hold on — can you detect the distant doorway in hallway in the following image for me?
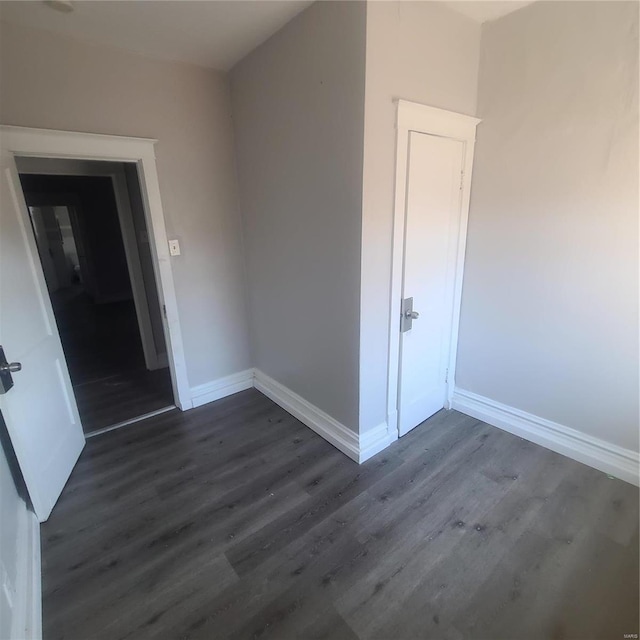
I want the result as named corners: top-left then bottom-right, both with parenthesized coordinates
top-left (17, 159), bottom-right (174, 435)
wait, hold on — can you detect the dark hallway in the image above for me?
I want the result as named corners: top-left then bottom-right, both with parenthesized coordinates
top-left (19, 167), bottom-right (174, 434)
top-left (51, 286), bottom-right (173, 433)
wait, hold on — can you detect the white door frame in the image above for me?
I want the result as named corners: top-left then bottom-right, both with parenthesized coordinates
top-left (387, 100), bottom-right (480, 436)
top-left (1, 125), bottom-right (192, 410)
top-left (17, 157), bottom-right (167, 371)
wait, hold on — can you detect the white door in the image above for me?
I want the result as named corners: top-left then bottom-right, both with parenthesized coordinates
top-left (398, 132), bottom-right (464, 436)
top-left (0, 146), bottom-right (85, 522)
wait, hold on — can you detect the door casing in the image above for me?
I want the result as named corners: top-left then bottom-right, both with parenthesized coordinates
top-left (387, 101), bottom-right (480, 437)
top-left (1, 125), bottom-right (192, 411)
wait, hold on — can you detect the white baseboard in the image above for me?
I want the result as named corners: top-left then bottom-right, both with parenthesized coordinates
top-left (11, 507), bottom-right (41, 640)
top-left (190, 369), bottom-right (254, 409)
top-left (254, 369), bottom-right (362, 462)
top-left (452, 388), bottom-right (639, 487)
top-left (359, 421), bottom-right (397, 463)
top-left (191, 368), bottom-right (398, 464)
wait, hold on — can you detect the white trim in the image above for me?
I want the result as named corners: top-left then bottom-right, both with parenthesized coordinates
top-left (188, 369), bottom-right (392, 463)
top-left (85, 405), bottom-right (175, 438)
top-left (452, 388), bottom-right (640, 487)
top-left (396, 101), bottom-right (480, 140)
top-left (254, 369), bottom-right (361, 462)
top-left (252, 370), bottom-right (396, 464)
top-left (190, 369), bottom-right (254, 409)
top-left (388, 100), bottom-right (480, 438)
top-left (359, 421), bottom-right (397, 463)
top-left (0, 125), bottom-right (192, 410)
top-left (11, 508), bottom-right (42, 640)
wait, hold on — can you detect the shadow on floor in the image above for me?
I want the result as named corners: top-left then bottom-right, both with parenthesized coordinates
top-left (51, 286), bottom-right (173, 433)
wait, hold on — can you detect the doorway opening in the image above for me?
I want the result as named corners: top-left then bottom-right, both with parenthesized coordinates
top-left (16, 157), bottom-right (175, 435)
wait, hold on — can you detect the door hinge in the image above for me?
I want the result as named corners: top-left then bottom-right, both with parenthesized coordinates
top-left (459, 170), bottom-right (464, 192)
top-left (162, 304), bottom-right (167, 320)
top-left (445, 368), bottom-right (449, 384)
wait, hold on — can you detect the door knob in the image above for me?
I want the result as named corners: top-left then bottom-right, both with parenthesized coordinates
top-left (0, 345), bottom-right (20, 394)
top-left (0, 362), bottom-right (21, 373)
top-left (401, 297), bottom-right (420, 332)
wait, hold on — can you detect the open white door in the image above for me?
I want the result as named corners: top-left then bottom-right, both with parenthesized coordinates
top-left (0, 144), bottom-right (85, 522)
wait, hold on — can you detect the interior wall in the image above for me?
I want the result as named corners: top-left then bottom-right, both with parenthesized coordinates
top-left (359, 1), bottom-right (481, 433)
top-left (0, 20), bottom-right (251, 388)
top-left (230, 1), bottom-right (367, 430)
top-left (457, 1), bottom-right (639, 452)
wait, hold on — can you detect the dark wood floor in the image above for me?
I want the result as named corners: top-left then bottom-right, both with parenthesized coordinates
top-left (41, 389), bottom-right (639, 640)
top-left (73, 366), bottom-right (174, 434)
top-left (51, 286), bottom-right (173, 433)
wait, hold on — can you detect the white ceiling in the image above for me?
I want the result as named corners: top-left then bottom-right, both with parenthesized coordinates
top-left (0, 1), bottom-right (535, 72)
top-left (443, 1), bottom-right (534, 24)
top-left (0, 0), bottom-right (313, 71)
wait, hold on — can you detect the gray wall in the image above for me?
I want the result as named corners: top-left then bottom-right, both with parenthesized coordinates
top-left (359, 1), bottom-right (481, 433)
top-left (231, 1), bottom-right (367, 431)
top-left (0, 20), bottom-right (251, 388)
top-left (457, 1), bottom-right (639, 452)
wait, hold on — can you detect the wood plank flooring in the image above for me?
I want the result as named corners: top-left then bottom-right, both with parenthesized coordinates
top-left (41, 389), bottom-right (639, 640)
top-left (50, 287), bottom-right (173, 433)
top-left (74, 367), bottom-right (173, 434)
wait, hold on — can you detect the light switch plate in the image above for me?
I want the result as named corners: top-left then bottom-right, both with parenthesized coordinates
top-left (168, 239), bottom-right (181, 256)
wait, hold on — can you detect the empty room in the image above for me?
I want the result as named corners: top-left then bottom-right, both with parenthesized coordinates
top-left (0, 1), bottom-right (637, 639)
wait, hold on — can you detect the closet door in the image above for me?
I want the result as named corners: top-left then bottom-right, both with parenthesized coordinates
top-left (397, 131), bottom-right (465, 437)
